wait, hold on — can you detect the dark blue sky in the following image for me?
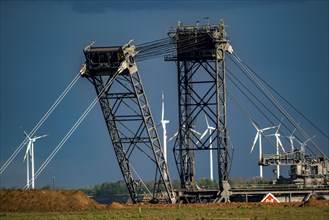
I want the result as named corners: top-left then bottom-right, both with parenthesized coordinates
top-left (1, 0), bottom-right (328, 188)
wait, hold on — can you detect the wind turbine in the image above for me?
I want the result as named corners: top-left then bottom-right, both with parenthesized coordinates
top-left (250, 122), bottom-right (277, 178)
top-left (296, 136), bottom-right (316, 154)
top-left (168, 125), bottom-right (201, 142)
top-left (197, 115), bottom-right (216, 181)
top-left (266, 123), bottom-right (286, 179)
top-left (161, 92), bottom-right (169, 163)
top-left (286, 123), bottom-right (300, 152)
top-left (22, 130), bottom-right (48, 189)
top-left (168, 125), bottom-right (201, 178)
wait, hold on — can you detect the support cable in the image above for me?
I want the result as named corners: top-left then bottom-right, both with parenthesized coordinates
top-left (226, 69), bottom-right (276, 125)
top-left (0, 73), bottom-right (81, 175)
top-left (227, 66), bottom-right (296, 140)
top-left (230, 52), bottom-right (327, 159)
top-left (129, 164), bottom-right (152, 196)
top-left (229, 53), bottom-right (319, 156)
top-left (227, 69), bottom-right (296, 153)
top-left (226, 90), bottom-right (277, 151)
top-left (136, 36), bottom-right (209, 61)
top-left (24, 71), bottom-right (120, 188)
top-left (244, 61), bottom-right (329, 140)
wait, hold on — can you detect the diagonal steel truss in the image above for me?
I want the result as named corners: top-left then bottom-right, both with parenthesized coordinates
top-left (81, 42), bottom-right (176, 203)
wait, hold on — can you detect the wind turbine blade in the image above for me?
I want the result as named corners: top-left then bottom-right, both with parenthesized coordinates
top-left (205, 115), bottom-right (209, 128)
top-left (23, 151), bottom-right (28, 162)
top-left (291, 122), bottom-right (300, 136)
top-left (196, 129), bottom-right (208, 145)
top-left (168, 131), bottom-right (178, 142)
top-left (190, 128), bottom-right (201, 136)
top-left (199, 130), bottom-right (208, 141)
top-left (34, 134), bottom-right (49, 140)
top-left (20, 127), bottom-right (32, 140)
top-left (303, 135), bottom-right (316, 144)
top-left (23, 130), bottom-right (30, 138)
top-left (261, 126), bottom-right (277, 131)
top-left (276, 116), bottom-right (284, 133)
top-left (277, 137), bottom-right (285, 152)
top-left (276, 124), bottom-right (280, 134)
top-left (304, 138), bottom-right (312, 144)
top-left (161, 92), bottom-right (164, 122)
top-left (266, 134), bottom-right (276, 137)
top-left (23, 141), bottom-right (32, 161)
top-left (250, 132), bottom-right (259, 154)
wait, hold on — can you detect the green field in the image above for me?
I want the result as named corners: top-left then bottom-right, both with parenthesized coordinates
top-left (1, 205), bottom-right (329, 220)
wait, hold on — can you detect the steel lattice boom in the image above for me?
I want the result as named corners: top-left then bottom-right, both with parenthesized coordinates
top-left (81, 41), bottom-right (176, 204)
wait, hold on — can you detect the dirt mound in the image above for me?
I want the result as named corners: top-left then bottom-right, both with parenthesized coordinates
top-left (0, 189), bottom-right (100, 212)
top-left (302, 198), bottom-right (329, 208)
top-left (107, 201), bottom-right (124, 209)
top-left (1, 190), bottom-right (328, 212)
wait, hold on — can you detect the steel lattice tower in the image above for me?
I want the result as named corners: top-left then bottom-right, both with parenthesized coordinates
top-left (165, 20), bottom-right (233, 201)
top-left (81, 42), bottom-right (176, 204)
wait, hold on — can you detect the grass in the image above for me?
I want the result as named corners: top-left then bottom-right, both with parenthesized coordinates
top-left (1, 206), bottom-right (329, 220)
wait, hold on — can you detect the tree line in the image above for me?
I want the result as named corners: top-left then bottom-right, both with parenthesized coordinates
top-left (78, 178), bottom-right (255, 196)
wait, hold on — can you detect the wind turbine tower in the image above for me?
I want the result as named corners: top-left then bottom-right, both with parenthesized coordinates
top-left (23, 130), bottom-right (48, 189)
top-left (250, 123), bottom-right (276, 178)
top-left (267, 123), bottom-right (285, 179)
top-left (198, 116), bottom-right (216, 181)
top-left (206, 116), bottom-right (216, 181)
top-left (23, 140), bottom-right (31, 189)
top-left (161, 92), bottom-right (170, 163)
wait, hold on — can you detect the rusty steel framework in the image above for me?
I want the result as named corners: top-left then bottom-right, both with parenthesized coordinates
top-left (165, 20), bottom-right (234, 202)
top-left (81, 41), bottom-right (176, 204)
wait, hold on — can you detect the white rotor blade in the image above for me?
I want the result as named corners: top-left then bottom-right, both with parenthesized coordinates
top-left (275, 124), bottom-right (280, 134)
top-left (205, 115), bottom-right (210, 128)
top-left (304, 135), bottom-right (316, 144)
top-left (250, 131), bottom-right (260, 154)
top-left (33, 134), bottom-right (49, 140)
top-left (21, 128), bottom-right (32, 141)
top-left (291, 122), bottom-right (300, 136)
top-left (23, 141), bottom-right (32, 161)
top-left (190, 128), bottom-right (201, 136)
top-left (196, 129), bottom-right (208, 145)
top-left (287, 136), bottom-right (295, 150)
top-left (276, 117), bottom-right (283, 134)
top-left (168, 131), bottom-right (178, 142)
top-left (161, 92), bottom-right (164, 122)
top-left (276, 134), bottom-right (285, 152)
top-left (261, 126), bottom-right (277, 132)
top-left (266, 134), bottom-right (276, 137)
top-left (197, 129), bottom-right (208, 144)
